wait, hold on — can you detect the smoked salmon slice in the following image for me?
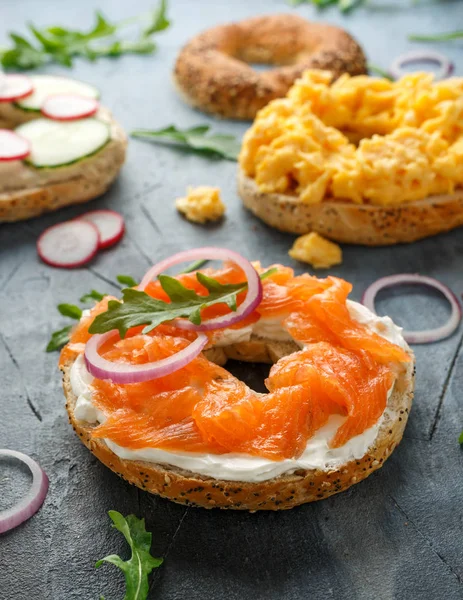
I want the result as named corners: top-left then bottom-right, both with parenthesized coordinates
top-left (68, 264), bottom-right (410, 461)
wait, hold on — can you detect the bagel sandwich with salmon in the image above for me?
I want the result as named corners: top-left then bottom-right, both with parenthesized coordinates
top-left (61, 248), bottom-right (415, 511)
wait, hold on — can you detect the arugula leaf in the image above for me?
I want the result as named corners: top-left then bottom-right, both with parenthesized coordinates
top-left (0, 1), bottom-right (170, 71)
top-left (117, 275), bottom-right (139, 288)
top-left (57, 303), bottom-right (83, 320)
top-left (143, 0), bottom-right (170, 36)
top-left (46, 325), bottom-right (73, 352)
top-left (80, 290), bottom-right (107, 303)
top-left (181, 259), bottom-right (208, 274)
top-left (131, 125), bottom-right (241, 161)
top-left (459, 430), bottom-right (463, 445)
top-left (89, 268), bottom-right (278, 337)
top-left (409, 30), bottom-right (463, 42)
top-left (368, 64), bottom-right (393, 80)
top-left (96, 511), bottom-right (162, 600)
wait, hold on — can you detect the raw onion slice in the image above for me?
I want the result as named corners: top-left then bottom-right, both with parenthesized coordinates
top-left (37, 220), bottom-right (100, 268)
top-left (0, 74), bottom-right (33, 102)
top-left (0, 130), bottom-right (30, 161)
top-left (84, 330), bottom-right (208, 384)
top-left (0, 449), bottom-right (49, 534)
top-left (138, 247), bottom-right (263, 331)
top-left (41, 94), bottom-right (99, 121)
top-left (389, 50), bottom-right (453, 81)
top-left (362, 274), bottom-right (461, 344)
top-left (78, 210), bottom-right (125, 249)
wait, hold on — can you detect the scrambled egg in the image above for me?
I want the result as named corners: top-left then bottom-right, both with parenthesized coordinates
top-left (240, 70), bottom-right (463, 206)
top-left (289, 232), bottom-right (342, 269)
top-left (176, 186), bottom-right (225, 224)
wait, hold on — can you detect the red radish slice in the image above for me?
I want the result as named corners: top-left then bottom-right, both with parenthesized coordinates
top-left (0, 129), bottom-right (30, 161)
top-left (41, 94), bottom-right (99, 121)
top-left (37, 220), bottom-right (100, 268)
top-left (79, 210), bottom-right (125, 249)
top-left (0, 74), bottom-right (33, 102)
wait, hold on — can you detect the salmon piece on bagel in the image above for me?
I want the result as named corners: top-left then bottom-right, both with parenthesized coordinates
top-left (62, 249), bottom-right (414, 510)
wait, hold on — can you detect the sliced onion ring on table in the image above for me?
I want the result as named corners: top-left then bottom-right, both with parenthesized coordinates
top-left (0, 449), bottom-right (49, 534)
top-left (362, 274), bottom-right (461, 344)
top-left (0, 74), bottom-right (33, 102)
top-left (138, 247), bottom-right (263, 331)
top-left (389, 50), bottom-right (453, 81)
top-left (84, 329), bottom-right (208, 384)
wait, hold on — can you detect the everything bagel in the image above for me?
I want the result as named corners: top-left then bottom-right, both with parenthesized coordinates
top-left (173, 14), bottom-right (367, 119)
top-left (61, 257), bottom-right (414, 510)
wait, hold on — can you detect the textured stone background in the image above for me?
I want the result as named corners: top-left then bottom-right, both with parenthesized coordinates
top-left (0, 0), bottom-right (462, 598)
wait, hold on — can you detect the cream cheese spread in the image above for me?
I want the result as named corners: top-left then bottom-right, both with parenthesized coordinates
top-left (71, 301), bottom-right (408, 482)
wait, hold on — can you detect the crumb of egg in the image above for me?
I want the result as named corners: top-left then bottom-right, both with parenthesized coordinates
top-left (176, 186), bottom-right (225, 224)
top-left (289, 232), bottom-right (342, 269)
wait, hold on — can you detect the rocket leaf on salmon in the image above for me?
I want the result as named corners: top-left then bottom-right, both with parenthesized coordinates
top-left (89, 268), bottom-right (277, 338)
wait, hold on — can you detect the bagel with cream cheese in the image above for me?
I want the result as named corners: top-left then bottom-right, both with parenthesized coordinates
top-left (173, 14), bottom-right (367, 120)
top-left (238, 70), bottom-right (463, 245)
top-left (60, 258), bottom-right (415, 511)
top-left (0, 75), bottom-right (127, 223)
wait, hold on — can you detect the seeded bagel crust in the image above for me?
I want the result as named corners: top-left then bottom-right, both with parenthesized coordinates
top-left (173, 14), bottom-right (366, 120)
top-left (238, 170), bottom-right (463, 246)
top-left (0, 107), bottom-right (127, 223)
top-left (62, 336), bottom-right (415, 511)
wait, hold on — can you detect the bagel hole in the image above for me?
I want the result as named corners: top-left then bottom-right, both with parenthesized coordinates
top-left (0, 455), bottom-right (32, 513)
top-left (224, 359), bottom-right (271, 394)
top-left (374, 283), bottom-right (452, 332)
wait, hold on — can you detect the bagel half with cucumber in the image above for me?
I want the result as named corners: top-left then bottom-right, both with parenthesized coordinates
top-left (0, 74), bottom-right (127, 223)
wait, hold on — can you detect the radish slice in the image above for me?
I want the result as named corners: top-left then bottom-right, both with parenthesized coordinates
top-left (0, 130), bottom-right (30, 161)
top-left (362, 274), bottom-right (461, 344)
top-left (389, 50), bottom-right (453, 81)
top-left (0, 449), bottom-right (49, 534)
top-left (0, 74), bottom-right (33, 102)
top-left (139, 247), bottom-right (263, 332)
top-left (85, 329), bottom-right (208, 384)
top-left (79, 210), bottom-right (125, 249)
top-left (41, 94), bottom-right (99, 121)
top-left (37, 220), bottom-right (100, 268)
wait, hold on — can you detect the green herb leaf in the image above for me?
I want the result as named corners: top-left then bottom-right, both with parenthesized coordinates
top-left (368, 63), bottom-right (393, 80)
top-left (57, 303), bottom-right (83, 320)
top-left (80, 290), bottom-right (107, 303)
top-left (143, 0), bottom-right (170, 36)
top-left (288, 0), bottom-right (363, 9)
top-left (96, 511), bottom-right (163, 600)
top-left (89, 268), bottom-right (279, 337)
top-left (180, 259), bottom-right (208, 274)
top-left (46, 325), bottom-right (73, 353)
top-left (409, 30), bottom-right (463, 42)
top-left (0, 1), bottom-right (170, 71)
top-left (117, 275), bottom-right (139, 288)
top-left (459, 430), bottom-right (463, 445)
top-left (131, 125), bottom-right (241, 161)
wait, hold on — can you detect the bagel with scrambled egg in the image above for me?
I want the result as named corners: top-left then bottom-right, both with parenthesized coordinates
top-left (0, 75), bottom-right (127, 223)
top-left (238, 70), bottom-right (463, 245)
top-left (60, 258), bottom-right (415, 511)
top-left (173, 14), bottom-right (367, 120)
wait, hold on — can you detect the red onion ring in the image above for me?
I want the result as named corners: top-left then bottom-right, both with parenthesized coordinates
top-left (139, 247), bottom-right (263, 332)
top-left (84, 330), bottom-right (208, 384)
top-left (0, 449), bottom-right (49, 534)
top-left (362, 274), bottom-right (461, 344)
top-left (389, 50), bottom-right (453, 81)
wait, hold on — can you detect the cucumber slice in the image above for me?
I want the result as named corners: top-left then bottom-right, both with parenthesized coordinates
top-left (16, 118), bottom-right (110, 168)
top-left (15, 75), bottom-right (99, 112)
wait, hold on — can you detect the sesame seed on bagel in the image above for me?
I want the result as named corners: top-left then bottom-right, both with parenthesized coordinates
top-left (173, 14), bottom-right (367, 120)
